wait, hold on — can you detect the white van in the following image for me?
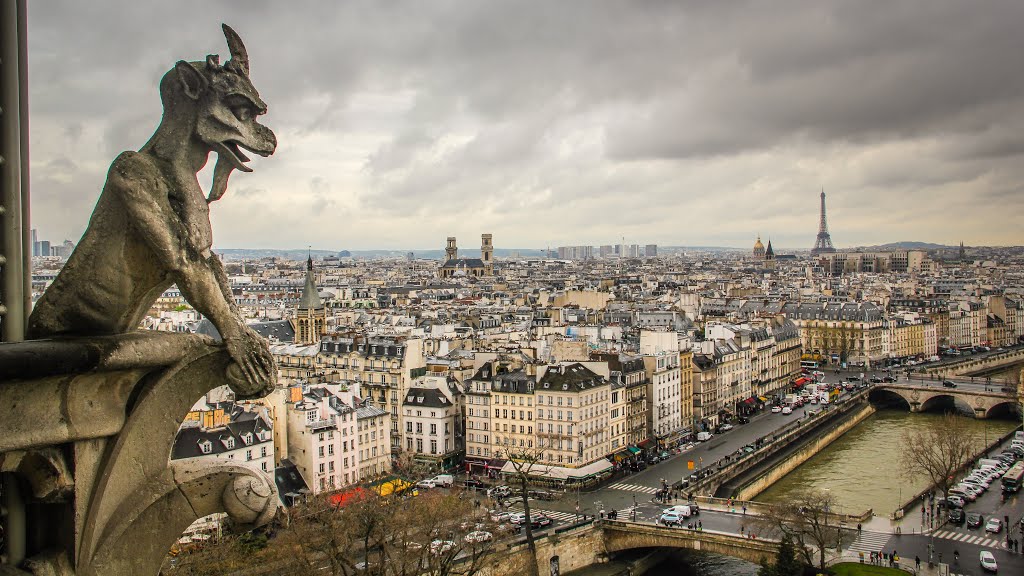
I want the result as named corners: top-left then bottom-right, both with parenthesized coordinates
top-left (432, 474), bottom-right (454, 487)
top-left (663, 505), bottom-right (693, 517)
top-left (697, 431), bottom-right (713, 442)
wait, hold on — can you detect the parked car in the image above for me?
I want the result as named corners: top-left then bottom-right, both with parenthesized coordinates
top-left (464, 531), bottom-right (493, 544)
top-left (985, 518), bottom-right (1003, 534)
top-left (417, 479), bottom-right (437, 489)
top-left (771, 406), bottom-right (782, 414)
top-left (487, 485), bottom-right (512, 498)
top-left (463, 478), bottom-right (487, 490)
top-left (718, 423), bottom-right (734, 432)
top-left (429, 540), bottom-right (455, 555)
top-left (489, 510), bottom-right (511, 523)
top-left (946, 495), bottom-right (966, 508)
top-left (980, 550), bottom-right (998, 573)
top-left (737, 416), bottom-right (750, 424)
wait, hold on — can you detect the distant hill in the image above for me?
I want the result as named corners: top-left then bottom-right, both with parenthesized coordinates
top-left (853, 241), bottom-right (956, 251)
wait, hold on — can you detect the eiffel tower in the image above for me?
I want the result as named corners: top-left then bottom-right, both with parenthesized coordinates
top-left (811, 190), bottom-right (836, 254)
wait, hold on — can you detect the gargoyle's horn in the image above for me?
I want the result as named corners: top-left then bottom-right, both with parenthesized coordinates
top-left (222, 24), bottom-right (249, 76)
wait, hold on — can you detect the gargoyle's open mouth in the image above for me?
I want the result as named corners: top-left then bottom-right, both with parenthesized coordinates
top-left (216, 140), bottom-right (270, 173)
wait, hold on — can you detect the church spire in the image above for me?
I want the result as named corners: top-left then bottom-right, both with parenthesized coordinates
top-left (298, 256), bottom-right (323, 311)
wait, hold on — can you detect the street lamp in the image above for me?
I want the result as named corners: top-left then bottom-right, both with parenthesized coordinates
top-left (632, 493), bottom-right (637, 522)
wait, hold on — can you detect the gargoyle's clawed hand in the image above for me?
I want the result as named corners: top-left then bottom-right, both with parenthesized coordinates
top-left (224, 327), bottom-right (276, 398)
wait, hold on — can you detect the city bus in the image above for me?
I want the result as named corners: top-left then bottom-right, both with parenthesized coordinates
top-left (800, 360), bottom-right (820, 370)
top-left (1001, 461), bottom-right (1024, 493)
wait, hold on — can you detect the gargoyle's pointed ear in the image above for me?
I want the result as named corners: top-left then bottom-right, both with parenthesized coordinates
top-left (175, 60), bottom-right (207, 100)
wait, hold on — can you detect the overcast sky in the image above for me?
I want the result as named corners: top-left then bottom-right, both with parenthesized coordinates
top-left (27, 1), bottom-right (1024, 252)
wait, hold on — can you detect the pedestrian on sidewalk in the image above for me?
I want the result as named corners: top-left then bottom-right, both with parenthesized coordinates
top-left (697, 520), bottom-right (702, 531)
top-left (915, 556), bottom-right (920, 570)
top-left (742, 504), bottom-right (747, 515)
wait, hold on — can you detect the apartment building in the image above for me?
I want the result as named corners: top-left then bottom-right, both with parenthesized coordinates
top-left (285, 384), bottom-right (362, 494)
top-left (402, 376), bottom-right (464, 470)
top-left (317, 334), bottom-right (426, 451)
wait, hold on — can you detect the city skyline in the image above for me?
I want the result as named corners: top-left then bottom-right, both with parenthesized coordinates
top-left (27, 1), bottom-right (1024, 250)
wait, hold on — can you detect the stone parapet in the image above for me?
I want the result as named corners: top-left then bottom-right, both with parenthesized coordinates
top-left (0, 332), bottom-right (277, 576)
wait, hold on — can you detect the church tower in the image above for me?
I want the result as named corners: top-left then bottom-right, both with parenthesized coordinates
top-left (765, 239), bottom-right (776, 270)
top-left (294, 256), bottom-right (326, 345)
top-left (481, 233), bottom-right (493, 275)
top-left (445, 237), bottom-right (458, 262)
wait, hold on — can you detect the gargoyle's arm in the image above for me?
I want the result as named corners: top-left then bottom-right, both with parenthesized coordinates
top-left (108, 152), bottom-right (245, 342)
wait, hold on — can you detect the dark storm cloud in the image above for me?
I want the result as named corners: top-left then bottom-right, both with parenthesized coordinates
top-left (27, 0), bottom-right (1024, 249)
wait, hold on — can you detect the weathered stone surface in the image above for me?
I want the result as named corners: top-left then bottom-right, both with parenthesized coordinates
top-left (0, 25), bottom-right (280, 575)
top-left (24, 24), bottom-right (276, 400)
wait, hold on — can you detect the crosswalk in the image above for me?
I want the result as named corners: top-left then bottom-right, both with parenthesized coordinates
top-left (507, 506), bottom-right (637, 524)
top-left (847, 530), bottom-right (892, 553)
top-left (931, 529), bottom-right (1006, 549)
top-left (607, 482), bottom-right (660, 495)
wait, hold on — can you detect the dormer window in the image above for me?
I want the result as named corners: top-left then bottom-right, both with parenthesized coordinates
top-left (223, 437), bottom-right (235, 450)
top-left (199, 440), bottom-right (212, 454)
top-left (242, 432), bottom-right (253, 445)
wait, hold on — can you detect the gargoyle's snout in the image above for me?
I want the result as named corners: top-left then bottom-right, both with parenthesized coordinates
top-left (250, 123), bottom-right (277, 157)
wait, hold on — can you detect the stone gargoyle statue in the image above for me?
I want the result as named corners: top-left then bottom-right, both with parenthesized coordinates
top-left (26, 24), bottom-right (276, 398)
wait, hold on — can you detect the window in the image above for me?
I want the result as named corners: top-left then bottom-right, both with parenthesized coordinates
top-left (318, 446), bottom-right (324, 457)
top-left (407, 438), bottom-right (413, 451)
top-left (430, 424), bottom-right (437, 435)
top-left (406, 422), bottom-right (412, 432)
top-left (416, 422), bottom-right (423, 433)
top-left (430, 440), bottom-right (437, 454)
top-left (261, 446), bottom-right (267, 458)
top-left (416, 439), bottom-right (423, 452)
top-left (328, 444), bottom-right (334, 455)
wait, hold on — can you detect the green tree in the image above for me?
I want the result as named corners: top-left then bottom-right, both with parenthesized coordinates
top-left (759, 534), bottom-right (803, 576)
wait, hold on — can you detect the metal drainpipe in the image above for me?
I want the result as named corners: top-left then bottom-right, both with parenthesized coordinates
top-left (0, 0), bottom-right (28, 342)
top-left (1, 473), bottom-right (26, 566)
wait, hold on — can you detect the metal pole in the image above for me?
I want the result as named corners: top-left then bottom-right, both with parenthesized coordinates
top-left (0, 0), bottom-right (29, 342)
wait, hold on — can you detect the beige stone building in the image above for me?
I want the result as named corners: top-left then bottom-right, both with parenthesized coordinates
top-left (316, 334), bottom-right (426, 452)
top-left (678, 349), bottom-right (694, 432)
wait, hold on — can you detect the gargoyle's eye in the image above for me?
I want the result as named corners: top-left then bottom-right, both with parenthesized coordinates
top-left (232, 106), bottom-right (253, 122)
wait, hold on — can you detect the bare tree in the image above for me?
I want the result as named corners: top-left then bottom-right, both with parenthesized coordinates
top-left (496, 438), bottom-right (549, 576)
top-left (754, 489), bottom-right (841, 571)
top-left (163, 487), bottom-right (498, 576)
top-left (901, 412), bottom-right (976, 505)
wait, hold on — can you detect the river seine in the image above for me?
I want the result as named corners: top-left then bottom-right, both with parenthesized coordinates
top-left (755, 409), bottom-right (1018, 515)
top-left (607, 408), bottom-right (1019, 576)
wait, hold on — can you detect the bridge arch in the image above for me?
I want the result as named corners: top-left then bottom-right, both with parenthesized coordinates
top-left (917, 394), bottom-right (974, 416)
top-left (867, 388), bottom-right (911, 411)
top-left (986, 400), bottom-right (1022, 420)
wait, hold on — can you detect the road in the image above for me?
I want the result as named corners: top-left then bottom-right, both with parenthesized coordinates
top-left (485, 365), bottom-right (1024, 575)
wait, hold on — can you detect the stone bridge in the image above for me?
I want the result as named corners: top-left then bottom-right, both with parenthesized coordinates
top-left (487, 521), bottom-right (780, 576)
top-left (871, 383), bottom-right (1020, 419)
top-left (601, 520), bottom-right (779, 564)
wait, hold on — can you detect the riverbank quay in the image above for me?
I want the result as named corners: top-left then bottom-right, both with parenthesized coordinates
top-left (675, 386), bottom-right (875, 499)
